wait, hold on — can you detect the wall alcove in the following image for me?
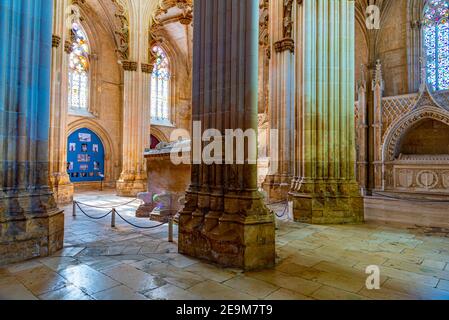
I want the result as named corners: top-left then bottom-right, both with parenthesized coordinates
top-left (397, 118), bottom-right (449, 156)
top-left (67, 128), bottom-right (106, 183)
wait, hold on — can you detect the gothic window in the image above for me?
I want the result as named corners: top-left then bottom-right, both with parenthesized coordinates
top-left (68, 23), bottom-right (90, 110)
top-left (423, 0), bottom-right (449, 91)
top-left (150, 45), bottom-right (171, 125)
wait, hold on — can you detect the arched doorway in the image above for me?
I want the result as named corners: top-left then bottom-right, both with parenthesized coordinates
top-left (67, 128), bottom-right (105, 183)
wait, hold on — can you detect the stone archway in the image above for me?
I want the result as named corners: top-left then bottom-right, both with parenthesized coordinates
top-left (382, 107), bottom-right (449, 162)
top-left (67, 119), bottom-right (118, 187)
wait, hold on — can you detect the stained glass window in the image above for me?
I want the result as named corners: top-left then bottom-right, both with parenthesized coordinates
top-left (151, 46), bottom-right (170, 124)
top-left (423, 0), bottom-right (449, 91)
top-left (68, 23), bottom-right (90, 110)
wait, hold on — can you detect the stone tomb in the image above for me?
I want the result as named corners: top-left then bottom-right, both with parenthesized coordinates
top-left (137, 141), bottom-right (191, 218)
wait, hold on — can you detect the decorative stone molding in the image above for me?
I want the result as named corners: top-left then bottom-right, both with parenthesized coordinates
top-left (274, 38), bottom-right (294, 53)
top-left (72, 0), bottom-right (85, 6)
top-left (111, 0), bottom-right (130, 61)
top-left (282, 0), bottom-right (294, 39)
top-left (259, 0), bottom-right (270, 57)
top-left (52, 35), bottom-right (61, 48)
top-left (141, 63), bottom-right (154, 74)
top-left (383, 107), bottom-right (449, 161)
top-left (273, 0), bottom-right (294, 53)
top-left (121, 60), bottom-right (138, 71)
top-left (388, 165), bottom-right (449, 194)
top-left (372, 60), bottom-right (384, 90)
top-left (152, 0), bottom-right (193, 26)
top-left (381, 93), bottom-right (419, 137)
top-left (64, 40), bottom-right (73, 54)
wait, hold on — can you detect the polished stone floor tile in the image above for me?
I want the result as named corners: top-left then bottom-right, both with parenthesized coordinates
top-left (188, 280), bottom-right (256, 300)
top-left (437, 279), bottom-right (449, 292)
top-left (223, 276), bottom-right (279, 299)
top-left (264, 288), bottom-right (312, 300)
top-left (312, 286), bottom-right (368, 300)
top-left (0, 282), bottom-right (38, 300)
top-left (144, 284), bottom-right (201, 300)
top-left (184, 263), bottom-right (239, 283)
top-left (2, 191), bottom-right (449, 300)
top-left (245, 270), bottom-right (322, 296)
top-left (92, 285), bottom-right (147, 300)
top-left (101, 264), bottom-right (166, 293)
top-left (15, 266), bottom-right (70, 296)
top-left (58, 265), bottom-right (120, 295)
top-left (38, 285), bottom-right (93, 300)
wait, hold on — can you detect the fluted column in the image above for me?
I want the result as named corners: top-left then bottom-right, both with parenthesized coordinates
top-left (356, 70), bottom-right (368, 194)
top-left (262, 0), bottom-right (295, 200)
top-left (0, 0), bottom-right (64, 266)
top-left (290, 0), bottom-right (364, 224)
top-left (117, 61), bottom-right (149, 197)
top-left (116, 0), bottom-right (151, 197)
top-left (179, 0), bottom-right (275, 270)
top-left (372, 60), bottom-right (384, 191)
top-left (48, 0), bottom-right (74, 204)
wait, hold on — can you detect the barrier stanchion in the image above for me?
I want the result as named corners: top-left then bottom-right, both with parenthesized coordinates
top-left (111, 208), bottom-right (116, 228)
top-left (168, 217), bottom-right (174, 243)
top-left (71, 198), bottom-right (172, 241)
top-left (73, 201), bottom-right (77, 217)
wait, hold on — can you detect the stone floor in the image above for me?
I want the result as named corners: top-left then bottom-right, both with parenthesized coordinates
top-left (1, 190), bottom-right (449, 300)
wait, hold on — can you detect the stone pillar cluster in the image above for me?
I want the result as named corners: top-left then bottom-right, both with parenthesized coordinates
top-left (262, 0), bottom-right (296, 200)
top-left (116, 61), bottom-right (151, 197)
top-left (0, 0), bottom-right (64, 266)
top-left (372, 60), bottom-right (384, 191)
top-left (179, 0), bottom-right (276, 270)
top-left (356, 69), bottom-right (369, 195)
top-left (116, 0), bottom-right (153, 197)
top-left (290, 0), bottom-right (364, 224)
top-left (48, 0), bottom-right (74, 204)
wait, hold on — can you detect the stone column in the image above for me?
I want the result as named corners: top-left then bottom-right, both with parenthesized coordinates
top-left (290, 0), bottom-right (364, 224)
top-left (262, 0), bottom-right (296, 200)
top-left (372, 60), bottom-right (384, 191)
top-left (0, 0), bottom-right (64, 266)
top-left (116, 61), bottom-right (150, 197)
top-left (356, 70), bottom-right (368, 195)
top-left (48, 0), bottom-right (74, 204)
top-left (116, 1), bottom-right (152, 197)
top-left (179, 0), bottom-right (275, 270)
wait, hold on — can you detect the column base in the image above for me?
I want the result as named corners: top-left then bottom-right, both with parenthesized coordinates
top-left (50, 174), bottom-right (74, 205)
top-left (0, 190), bottom-right (64, 266)
top-left (178, 192), bottom-right (276, 271)
top-left (289, 180), bottom-right (364, 224)
top-left (262, 175), bottom-right (292, 201)
top-left (116, 174), bottom-right (148, 197)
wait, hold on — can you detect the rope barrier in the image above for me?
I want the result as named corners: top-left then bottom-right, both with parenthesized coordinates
top-left (75, 202), bottom-right (113, 220)
top-left (115, 210), bottom-right (168, 229)
top-left (266, 200), bottom-right (289, 218)
top-left (74, 198), bottom-right (141, 209)
top-left (72, 200), bottom-right (174, 242)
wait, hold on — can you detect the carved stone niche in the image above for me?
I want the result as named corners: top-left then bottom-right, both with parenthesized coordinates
top-left (385, 118), bottom-right (449, 196)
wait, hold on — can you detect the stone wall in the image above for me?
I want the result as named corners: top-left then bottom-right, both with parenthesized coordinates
top-left (66, 3), bottom-right (124, 188)
top-left (375, 0), bottom-right (410, 97)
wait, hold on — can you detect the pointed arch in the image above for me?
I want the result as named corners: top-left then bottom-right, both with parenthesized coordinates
top-left (423, 0), bottom-right (449, 91)
top-left (68, 22), bottom-right (90, 111)
top-left (150, 44), bottom-right (171, 125)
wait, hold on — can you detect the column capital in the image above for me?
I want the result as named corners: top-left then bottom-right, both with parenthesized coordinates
top-left (52, 35), bottom-right (61, 48)
top-left (64, 40), bottom-right (73, 54)
top-left (141, 63), bottom-right (154, 74)
top-left (274, 38), bottom-right (295, 53)
top-left (121, 60), bottom-right (138, 71)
